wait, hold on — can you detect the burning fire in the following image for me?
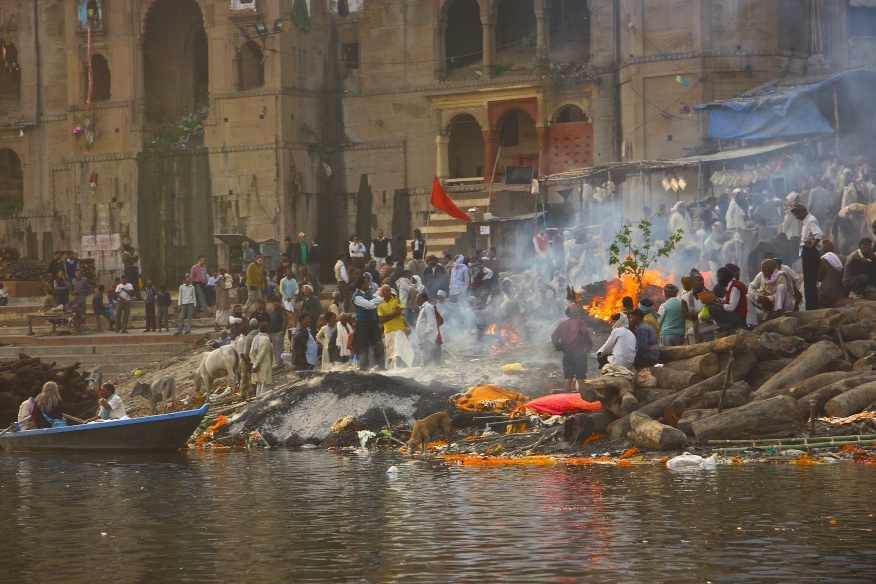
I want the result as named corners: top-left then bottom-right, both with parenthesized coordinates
top-left (582, 270), bottom-right (674, 321)
top-left (485, 323), bottom-right (524, 355)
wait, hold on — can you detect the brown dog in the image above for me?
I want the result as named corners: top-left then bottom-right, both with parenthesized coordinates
top-left (407, 411), bottom-right (453, 456)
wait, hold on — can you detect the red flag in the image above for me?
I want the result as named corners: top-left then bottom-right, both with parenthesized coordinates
top-left (430, 176), bottom-right (472, 222)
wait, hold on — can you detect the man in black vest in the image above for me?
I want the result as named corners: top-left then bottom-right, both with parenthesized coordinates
top-left (370, 229), bottom-right (392, 272)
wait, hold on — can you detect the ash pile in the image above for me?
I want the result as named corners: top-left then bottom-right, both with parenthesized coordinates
top-left (212, 371), bottom-right (456, 448)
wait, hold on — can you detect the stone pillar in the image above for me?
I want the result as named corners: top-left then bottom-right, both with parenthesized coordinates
top-left (536, 126), bottom-right (549, 176)
top-left (436, 134), bottom-right (450, 179)
top-left (483, 129), bottom-right (499, 184)
top-left (134, 38), bottom-right (146, 126)
top-left (534, 0), bottom-right (550, 54)
top-left (482, 22), bottom-right (495, 77)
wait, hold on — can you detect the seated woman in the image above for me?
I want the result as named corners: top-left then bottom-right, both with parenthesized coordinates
top-left (32, 381), bottom-right (65, 429)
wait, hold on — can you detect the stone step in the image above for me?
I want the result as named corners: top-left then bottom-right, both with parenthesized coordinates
top-left (0, 343), bottom-right (181, 358)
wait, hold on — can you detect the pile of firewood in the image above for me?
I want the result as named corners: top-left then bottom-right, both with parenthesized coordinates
top-left (0, 248), bottom-right (45, 282)
top-left (580, 301), bottom-right (876, 449)
top-left (0, 354), bottom-right (95, 414)
top-left (78, 258), bottom-right (97, 283)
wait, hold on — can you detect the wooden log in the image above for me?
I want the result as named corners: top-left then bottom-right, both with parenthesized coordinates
top-left (663, 353), bottom-right (720, 378)
top-left (663, 350), bottom-right (758, 427)
top-left (798, 374), bottom-right (876, 419)
top-left (833, 303), bottom-right (876, 322)
top-left (635, 367), bottom-right (702, 391)
top-left (746, 358), bottom-right (793, 391)
top-left (687, 382), bottom-right (752, 410)
top-left (657, 331), bottom-right (745, 363)
top-left (787, 308), bottom-right (840, 326)
top-left (606, 392), bottom-right (680, 440)
top-left (627, 411), bottom-right (688, 451)
top-left (837, 320), bottom-right (875, 342)
top-left (746, 332), bottom-right (808, 360)
top-left (785, 371), bottom-right (864, 400)
top-left (752, 341), bottom-right (845, 400)
top-left (795, 314), bottom-right (848, 342)
top-left (692, 395), bottom-right (803, 441)
top-left (580, 376), bottom-right (636, 417)
top-left (824, 380), bottom-right (876, 417)
top-left (753, 315), bottom-right (798, 336)
top-left (845, 340), bottom-right (876, 361)
top-left (633, 387), bottom-right (678, 404)
top-left (563, 411), bottom-right (617, 445)
top-left (677, 409), bottom-right (719, 436)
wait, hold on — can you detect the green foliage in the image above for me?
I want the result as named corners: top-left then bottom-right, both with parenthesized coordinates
top-left (144, 107), bottom-right (209, 154)
top-left (607, 218), bottom-right (684, 294)
top-left (0, 197), bottom-right (24, 217)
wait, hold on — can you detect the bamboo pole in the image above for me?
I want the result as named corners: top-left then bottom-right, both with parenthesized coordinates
top-left (715, 439), bottom-right (875, 453)
top-left (708, 434), bottom-right (876, 446)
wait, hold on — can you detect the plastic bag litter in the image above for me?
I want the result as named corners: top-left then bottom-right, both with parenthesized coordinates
top-left (667, 452), bottom-right (717, 470)
top-left (386, 465), bottom-right (398, 475)
top-left (357, 430), bottom-right (376, 447)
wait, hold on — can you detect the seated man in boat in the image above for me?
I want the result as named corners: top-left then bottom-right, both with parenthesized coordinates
top-left (87, 383), bottom-right (127, 422)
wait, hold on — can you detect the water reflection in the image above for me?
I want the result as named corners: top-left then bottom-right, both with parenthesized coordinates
top-left (0, 451), bottom-right (874, 582)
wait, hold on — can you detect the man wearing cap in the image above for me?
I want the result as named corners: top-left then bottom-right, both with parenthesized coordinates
top-left (791, 203), bottom-right (823, 310)
top-left (370, 230), bottom-right (392, 272)
top-left (657, 284), bottom-right (684, 346)
top-left (290, 232), bottom-right (308, 268)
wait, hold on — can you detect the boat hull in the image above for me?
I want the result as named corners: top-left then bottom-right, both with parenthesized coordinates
top-left (0, 405), bottom-right (209, 453)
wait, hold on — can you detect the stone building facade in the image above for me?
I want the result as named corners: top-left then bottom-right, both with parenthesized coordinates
top-left (0, 0), bottom-right (871, 283)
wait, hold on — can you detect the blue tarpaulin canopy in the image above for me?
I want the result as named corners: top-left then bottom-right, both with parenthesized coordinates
top-left (695, 68), bottom-right (876, 140)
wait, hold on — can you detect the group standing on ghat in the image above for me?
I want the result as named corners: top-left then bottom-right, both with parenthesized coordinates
top-left (10, 162), bottom-right (876, 407)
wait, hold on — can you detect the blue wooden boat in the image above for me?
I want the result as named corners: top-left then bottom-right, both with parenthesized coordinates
top-left (0, 405), bottom-right (210, 453)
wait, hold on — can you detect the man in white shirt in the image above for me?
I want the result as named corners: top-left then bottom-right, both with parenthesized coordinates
top-left (89, 383), bottom-right (126, 421)
top-left (596, 313), bottom-right (637, 371)
top-left (349, 235), bottom-right (366, 269)
top-left (791, 203), bottom-right (823, 310)
top-left (415, 292), bottom-right (441, 367)
top-left (175, 276), bottom-right (196, 335)
top-left (334, 254), bottom-right (350, 311)
top-left (114, 275), bottom-right (134, 334)
top-left (370, 230), bottom-right (392, 272)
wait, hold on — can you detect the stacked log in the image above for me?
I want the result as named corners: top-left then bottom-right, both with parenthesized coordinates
top-left (581, 302), bottom-right (876, 448)
top-left (0, 248), bottom-right (45, 282)
top-left (0, 353), bottom-right (94, 414)
top-left (78, 258), bottom-right (97, 283)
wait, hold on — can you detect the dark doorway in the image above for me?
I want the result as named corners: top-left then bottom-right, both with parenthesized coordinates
top-left (239, 41), bottom-right (264, 90)
top-left (445, 0), bottom-right (483, 70)
top-left (0, 149), bottom-right (23, 203)
top-left (448, 114), bottom-right (485, 178)
top-left (143, 0), bottom-right (209, 123)
top-left (0, 41), bottom-right (21, 113)
top-left (550, 0), bottom-right (589, 55)
top-left (91, 54), bottom-right (111, 101)
top-left (496, 0), bottom-right (536, 54)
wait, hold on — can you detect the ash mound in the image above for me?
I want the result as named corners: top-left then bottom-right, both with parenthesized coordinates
top-left (224, 371), bottom-right (456, 447)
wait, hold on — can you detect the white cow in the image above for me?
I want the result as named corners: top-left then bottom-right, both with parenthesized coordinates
top-left (194, 345), bottom-right (240, 397)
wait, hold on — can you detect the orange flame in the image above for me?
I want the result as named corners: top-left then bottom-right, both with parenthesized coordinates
top-left (485, 323), bottom-right (523, 354)
top-left (583, 270), bottom-right (673, 321)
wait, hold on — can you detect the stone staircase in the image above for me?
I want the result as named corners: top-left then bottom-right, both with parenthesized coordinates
top-left (421, 191), bottom-right (492, 257)
top-left (0, 340), bottom-right (184, 376)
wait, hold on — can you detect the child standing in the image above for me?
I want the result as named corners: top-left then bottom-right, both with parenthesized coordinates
top-left (157, 285), bottom-right (172, 332)
top-left (143, 278), bottom-right (158, 332)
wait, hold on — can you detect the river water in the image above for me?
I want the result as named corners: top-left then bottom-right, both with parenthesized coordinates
top-left (1, 450), bottom-right (874, 582)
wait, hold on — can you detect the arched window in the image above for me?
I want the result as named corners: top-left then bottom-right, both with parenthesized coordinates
top-left (555, 105), bottom-right (587, 123)
top-left (91, 54), bottom-right (111, 101)
top-left (497, 109), bottom-right (538, 179)
top-left (496, 0), bottom-right (536, 55)
top-left (144, 0), bottom-right (209, 123)
top-left (0, 40), bottom-right (21, 111)
top-left (239, 40), bottom-right (264, 90)
top-left (78, 0), bottom-right (103, 29)
top-left (444, 0), bottom-right (482, 71)
top-left (550, 0), bottom-right (589, 54)
top-left (448, 114), bottom-right (485, 178)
